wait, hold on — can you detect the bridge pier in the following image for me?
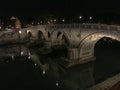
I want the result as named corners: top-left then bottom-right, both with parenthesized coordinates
top-left (79, 46), bottom-right (96, 65)
top-left (64, 47), bottom-right (96, 67)
top-left (44, 40), bottom-right (52, 48)
top-left (67, 48), bottom-right (79, 60)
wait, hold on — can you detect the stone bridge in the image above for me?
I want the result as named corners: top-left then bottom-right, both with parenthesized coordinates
top-left (1, 24), bottom-right (120, 66)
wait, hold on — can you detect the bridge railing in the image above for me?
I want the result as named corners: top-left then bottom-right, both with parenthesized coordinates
top-left (35, 24), bottom-right (120, 31)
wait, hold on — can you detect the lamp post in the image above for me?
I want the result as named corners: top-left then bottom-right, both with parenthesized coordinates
top-left (62, 19), bottom-right (65, 23)
top-left (79, 16), bottom-right (82, 23)
top-left (89, 16), bottom-right (93, 23)
top-left (79, 16), bottom-right (82, 19)
top-left (18, 30), bottom-right (22, 42)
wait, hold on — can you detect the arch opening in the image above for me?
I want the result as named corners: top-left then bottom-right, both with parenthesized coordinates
top-left (51, 33), bottom-right (68, 57)
top-left (52, 31), bottom-right (70, 47)
top-left (57, 32), bottom-right (62, 38)
top-left (38, 31), bottom-right (45, 41)
top-left (94, 37), bottom-right (120, 83)
top-left (95, 37), bottom-right (119, 48)
top-left (79, 33), bottom-right (120, 61)
top-left (48, 32), bottom-right (50, 38)
top-left (61, 34), bottom-right (70, 46)
top-left (28, 32), bottom-right (33, 41)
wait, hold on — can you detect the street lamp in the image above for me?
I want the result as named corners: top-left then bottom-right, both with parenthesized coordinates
top-left (79, 16), bottom-right (82, 23)
top-left (21, 51), bottom-right (24, 56)
top-left (19, 30), bottom-right (22, 34)
top-left (89, 16), bottom-right (92, 20)
top-left (79, 16), bottom-right (82, 19)
top-left (43, 69), bottom-right (46, 75)
top-left (32, 22), bottom-right (34, 25)
top-left (54, 19), bottom-right (56, 22)
top-left (89, 16), bottom-right (93, 23)
top-left (62, 19), bottom-right (65, 22)
top-left (19, 30), bottom-right (22, 41)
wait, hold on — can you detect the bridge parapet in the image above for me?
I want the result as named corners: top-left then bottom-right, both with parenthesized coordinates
top-left (47, 24), bottom-right (81, 29)
top-left (45, 24), bottom-right (120, 31)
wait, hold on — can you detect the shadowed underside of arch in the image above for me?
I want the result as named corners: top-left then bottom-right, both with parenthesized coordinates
top-left (79, 31), bottom-right (120, 60)
top-left (37, 30), bottom-right (48, 40)
top-left (27, 32), bottom-right (33, 41)
top-left (38, 31), bottom-right (45, 41)
top-left (51, 31), bottom-right (70, 46)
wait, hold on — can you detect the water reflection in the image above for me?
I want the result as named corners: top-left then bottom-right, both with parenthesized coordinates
top-left (0, 45), bottom-right (95, 89)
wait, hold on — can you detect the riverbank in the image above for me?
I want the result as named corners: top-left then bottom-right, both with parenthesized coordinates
top-left (89, 73), bottom-right (120, 90)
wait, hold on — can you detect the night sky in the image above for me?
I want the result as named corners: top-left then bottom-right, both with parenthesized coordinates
top-left (0, 0), bottom-right (120, 16)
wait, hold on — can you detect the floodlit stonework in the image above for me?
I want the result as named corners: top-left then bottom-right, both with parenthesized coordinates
top-left (1, 24), bottom-right (120, 66)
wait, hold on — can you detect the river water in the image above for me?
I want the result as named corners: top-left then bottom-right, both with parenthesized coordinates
top-left (0, 38), bottom-right (120, 90)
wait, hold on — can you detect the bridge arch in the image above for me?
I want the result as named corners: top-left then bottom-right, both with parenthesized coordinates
top-left (37, 29), bottom-right (48, 40)
top-left (57, 32), bottom-right (62, 38)
top-left (37, 31), bottom-right (45, 41)
top-left (27, 26), bottom-right (48, 40)
top-left (51, 30), bottom-right (70, 46)
top-left (48, 31), bottom-right (51, 38)
top-left (27, 31), bottom-right (33, 41)
top-left (79, 31), bottom-right (120, 60)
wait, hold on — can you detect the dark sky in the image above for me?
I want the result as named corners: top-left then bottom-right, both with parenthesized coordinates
top-left (0, 0), bottom-right (120, 16)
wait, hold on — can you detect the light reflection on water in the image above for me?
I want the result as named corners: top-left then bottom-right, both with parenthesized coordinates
top-left (0, 43), bottom-right (120, 90)
top-left (0, 45), bottom-right (95, 90)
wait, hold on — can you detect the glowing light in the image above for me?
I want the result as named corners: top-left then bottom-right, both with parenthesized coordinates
top-left (19, 30), bottom-right (22, 34)
top-left (32, 22), bottom-right (34, 25)
top-left (89, 16), bottom-right (92, 20)
top-left (62, 19), bottom-right (65, 22)
top-left (43, 69), bottom-right (46, 75)
top-left (21, 51), bottom-right (24, 55)
top-left (56, 83), bottom-right (59, 86)
top-left (48, 21), bottom-right (50, 24)
top-left (79, 16), bottom-right (82, 19)
top-left (34, 63), bottom-right (37, 66)
top-left (28, 56), bottom-right (31, 59)
top-left (27, 30), bottom-right (30, 34)
top-left (54, 19), bottom-right (56, 22)
top-left (11, 55), bottom-right (14, 60)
